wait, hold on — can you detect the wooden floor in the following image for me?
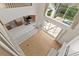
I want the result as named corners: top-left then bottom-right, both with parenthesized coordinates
top-left (0, 46), bottom-right (12, 56)
top-left (20, 30), bottom-right (61, 56)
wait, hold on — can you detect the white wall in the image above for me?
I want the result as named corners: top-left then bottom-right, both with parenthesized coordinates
top-left (0, 23), bottom-right (24, 55)
top-left (35, 3), bottom-right (69, 29)
top-left (1, 3), bottom-right (79, 45)
top-left (59, 23), bottom-right (79, 44)
top-left (0, 4), bottom-right (38, 55)
top-left (35, 3), bottom-right (79, 44)
top-left (0, 6), bottom-right (36, 24)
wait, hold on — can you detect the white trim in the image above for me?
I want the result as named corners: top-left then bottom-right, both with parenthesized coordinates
top-left (45, 15), bottom-right (70, 28)
top-left (45, 3), bottom-right (79, 29)
top-left (45, 3), bottom-right (70, 28)
top-left (0, 41), bottom-right (18, 56)
top-left (0, 23), bottom-right (24, 55)
top-left (56, 29), bottom-right (67, 43)
top-left (71, 11), bottom-right (79, 29)
top-left (0, 33), bottom-right (20, 55)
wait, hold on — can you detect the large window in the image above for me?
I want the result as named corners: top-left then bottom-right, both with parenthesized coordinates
top-left (45, 3), bottom-right (79, 25)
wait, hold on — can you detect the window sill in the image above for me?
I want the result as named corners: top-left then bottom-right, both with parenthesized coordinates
top-left (45, 15), bottom-right (71, 29)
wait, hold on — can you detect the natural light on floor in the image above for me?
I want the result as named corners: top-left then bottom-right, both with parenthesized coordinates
top-left (43, 20), bottom-right (62, 38)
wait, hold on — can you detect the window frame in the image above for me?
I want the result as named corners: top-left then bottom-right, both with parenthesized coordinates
top-left (45, 3), bottom-right (79, 29)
